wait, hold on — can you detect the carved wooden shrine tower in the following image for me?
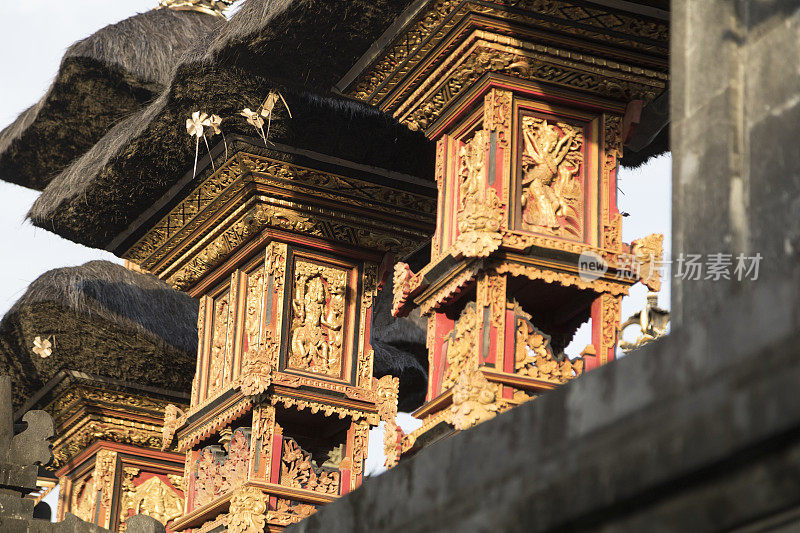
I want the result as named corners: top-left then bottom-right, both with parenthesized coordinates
top-left (335, 0), bottom-right (668, 453)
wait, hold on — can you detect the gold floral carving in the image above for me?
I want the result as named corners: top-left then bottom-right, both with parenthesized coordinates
top-left (520, 117), bottom-right (583, 238)
top-left (376, 376), bottom-right (399, 423)
top-left (632, 233), bottom-right (664, 292)
top-left (442, 303), bottom-right (480, 390)
top-left (266, 241), bottom-right (287, 293)
top-left (269, 499), bottom-right (317, 526)
top-left (268, 395), bottom-right (378, 425)
top-left (392, 262), bottom-right (422, 317)
top-left (244, 266), bottom-right (266, 353)
top-left (514, 308), bottom-right (584, 384)
top-left (51, 419), bottom-right (163, 468)
top-left (352, 421), bottom-right (370, 477)
top-left (452, 130), bottom-right (504, 258)
top-left (254, 405), bottom-right (276, 479)
top-left (162, 404), bottom-right (186, 451)
top-left (362, 263), bottom-right (378, 309)
top-left (451, 370), bottom-right (499, 431)
top-left (193, 428), bottom-right (251, 507)
top-left (478, 272), bottom-right (506, 330)
top-left (603, 213), bottom-right (624, 259)
top-left (358, 348), bottom-right (374, 389)
top-left (280, 438), bottom-right (340, 494)
top-left (119, 472), bottom-right (183, 529)
top-left (179, 396), bottom-right (253, 451)
top-left (400, 46), bottom-right (662, 132)
top-left (95, 449), bottom-right (117, 511)
top-left (72, 475), bottom-right (96, 523)
top-left (126, 154), bottom-right (434, 276)
top-left (492, 262), bottom-right (629, 296)
top-left (349, 0), bottom-right (667, 105)
top-left (383, 421), bottom-right (404, 469)
top-left (419, 262), bottom-right (484, 317)
top-left (240, 332), bottom-right (280, 396)
top-left (208, 293), bottom-right (230, 398)
top-left (600, 293), bottom-right (622, 364)
top-left (227, 486), bottom-right (268, 533)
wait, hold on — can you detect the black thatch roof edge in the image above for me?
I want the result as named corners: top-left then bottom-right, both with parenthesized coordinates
top-left (3, 260), bottom-right (198, 355)
top-left (0, 8), bottom-right (222, 190)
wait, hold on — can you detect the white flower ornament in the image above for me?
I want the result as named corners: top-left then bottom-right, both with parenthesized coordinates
top-left (32, 336), bottom-right (52, 358)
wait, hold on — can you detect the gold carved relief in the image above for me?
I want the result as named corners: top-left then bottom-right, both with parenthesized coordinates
top-left (244, 266), bottom-right (266, 354)
top-left (120, 471), bottom-right (183, 529)
top-left (520, 117), bottom-right (583, 238)
top-left (72, 475), bottom-right (96, 523)
top-left (289, 261), bottom-right (347, 378)
top-left (95, 449), bottom-right (117, 512)
top-left (208, 293), bottom-right (229, 398)
top-left (453, 130), bottom-right (504, 258)
top-left (632, 233), bottom-right (664, 292)
top-left (227, 486), bottom-right (267, 533)
top-left (269, 499), bottom-right (316, 526)
top-left (351, 420), bottom-right (370, 477)
top-left (280, 438), bottom-right (340, 494)
top-left (240, 331), bottom-right (279, 396)
top-left (442, 303), bottom-right (480, 390)
top-left (514, 307), bottom-right (584, 384)
top-left (254, 404), bottom-right (276, 480)
top-left (161, 403), bottom-right (185, 451)
top-left (451, 369), bottom-right (499, 431)
top-left (392, 262), bottom-right (422, 317)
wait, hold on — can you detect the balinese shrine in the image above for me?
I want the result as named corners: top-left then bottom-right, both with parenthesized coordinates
top-left (0, 0), bottom-right (669, 532)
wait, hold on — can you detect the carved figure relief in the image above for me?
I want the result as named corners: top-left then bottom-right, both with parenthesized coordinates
top-left (442, 303), bottom-right (479, 390)
top-left (244, 267), bottom-right (265, 353)
top-left (453, 130), bottom-right (504, 258)
top-left (280, 437), bottom-right (340, 494)
top-left (514, 308), bottom-right (584, 384)
top-left (520, 116), bottom-right (583, 238)
top-left (451, 369), bottom-right (499, 431)
top-left (289, 261), bottom-right (347, 377)
top-left (208, 294), bottom-right (230, 397)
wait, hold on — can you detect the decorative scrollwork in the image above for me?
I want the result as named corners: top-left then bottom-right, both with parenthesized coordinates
top-left (227, 486), bottom-right (268, 533)
top-left (452, 131), bottom-right (504, 258)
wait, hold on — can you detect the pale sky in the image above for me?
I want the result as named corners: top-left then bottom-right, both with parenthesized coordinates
top-left (0, 0), bottom-right (671, 488)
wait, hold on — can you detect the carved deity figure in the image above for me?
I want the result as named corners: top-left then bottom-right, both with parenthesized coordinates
top-left (450, 369), bottom-right (499, 431)
top-left (521, 118), bottom-right (581, 236)
top-left (209, 296), bottom-right (229, 394)
top-left (289, 263), bottom-right (346, 376)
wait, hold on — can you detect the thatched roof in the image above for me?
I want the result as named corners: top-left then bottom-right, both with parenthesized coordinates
top-left (0, 7), bottom-right (222, 191)
top-left (0, 261), bottom-right (198, 407)
top-left (28, 0), bottom-right (432, 250)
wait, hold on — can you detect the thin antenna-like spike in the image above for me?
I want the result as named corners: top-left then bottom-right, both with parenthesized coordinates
top-left (278, 92), bottom-right (292, 118)
top-left (221, 130), bottom-right (229, 161)
top-left (193, 136), bottom-right (199, 178)
top-left (203, 136), bottom-right (215, 171)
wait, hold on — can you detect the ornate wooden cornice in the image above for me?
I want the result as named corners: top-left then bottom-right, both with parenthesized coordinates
top-left (338, 0), bottom-right (668, 134)
top-left (123, 151), bottom-right (437, 291)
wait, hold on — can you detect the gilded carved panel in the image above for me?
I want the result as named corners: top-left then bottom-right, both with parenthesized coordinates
top-left (519, 115), bottom-right (585, 240)
top-left (207, 291), bottom-right (230, 399)
top-left (287, 260), bottom-right (348, 379)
